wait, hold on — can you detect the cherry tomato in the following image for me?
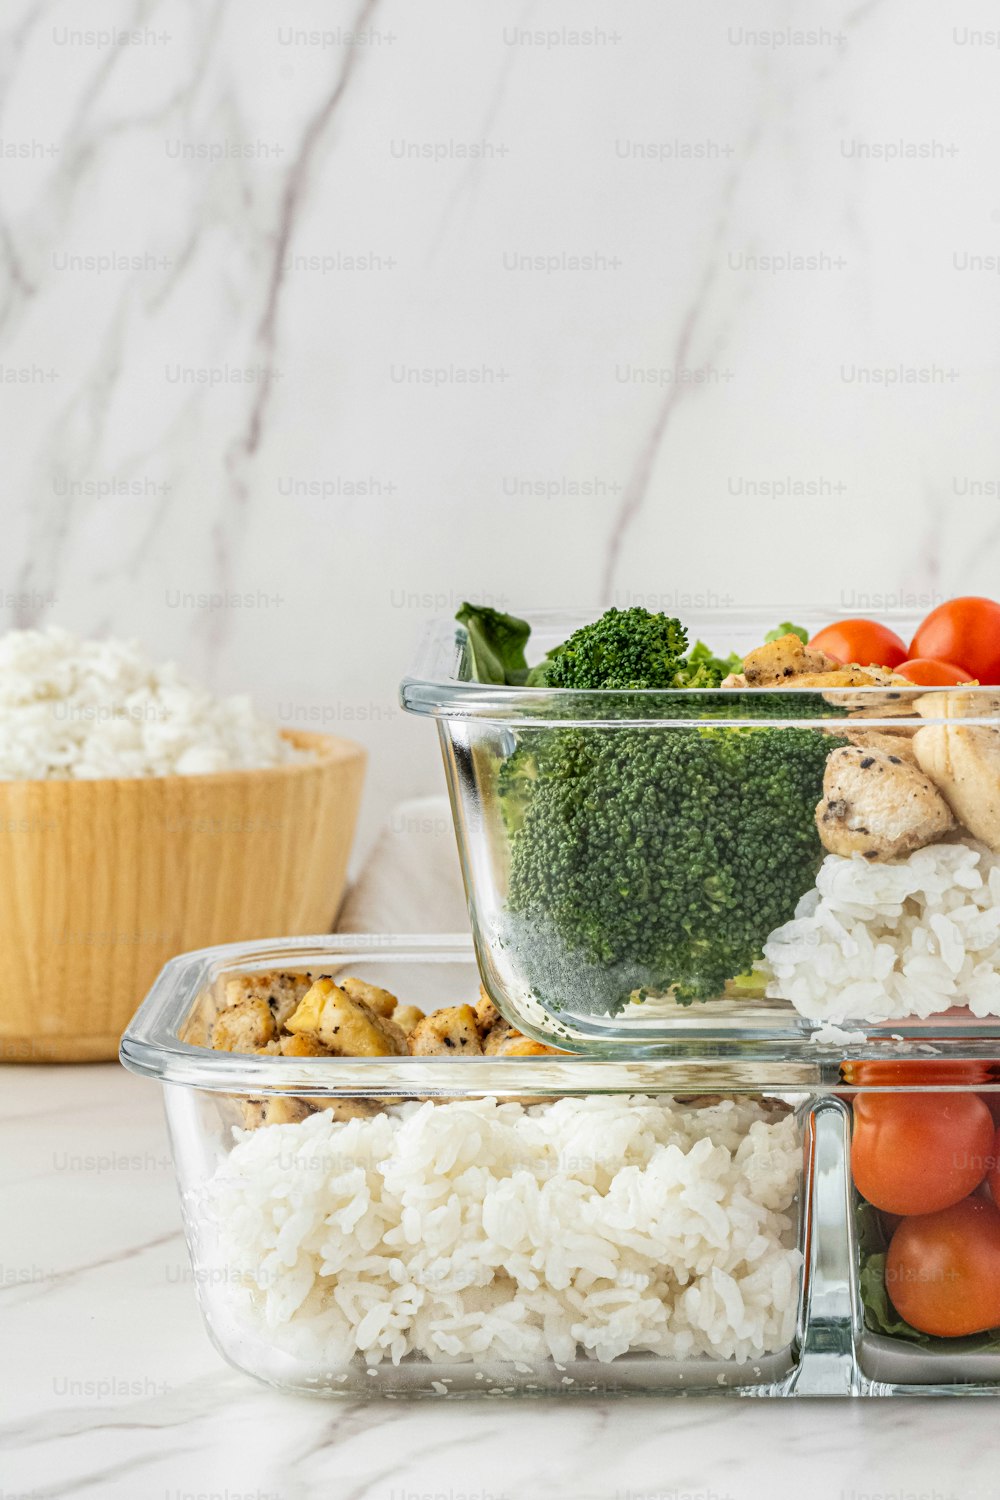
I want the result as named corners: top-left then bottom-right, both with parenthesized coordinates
top-left (909, 597), bottom-right (1000, 685)
top-left (851, 1091), bottom-right (994, 1215)
top-left (808, 619), bottom-right (907, 669)
top-left (987, 1125), bottom-right (1000, 1203)
top-left (842, 1061), bottom-right (995, 1088)
top-left (886, 1197), bottom-right (1000, 1337)
top-left (895, 657), bottom-right (975, 687)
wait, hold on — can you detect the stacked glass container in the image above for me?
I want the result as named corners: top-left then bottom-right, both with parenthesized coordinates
top-left (122, 610), bottom-right (1000, 1395)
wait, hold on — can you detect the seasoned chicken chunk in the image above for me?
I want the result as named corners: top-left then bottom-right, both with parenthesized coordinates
top-left (486, 1030), bottom-right (559, 1057)
top-left (914, 689), bottom-right (1000, 721)
top-left (241, 1096), bottom-right (314, 1129)
top-left (816, 743), bottom-right (955, 860)
top-left (912, 722), bottom-right (1000, 852)
top-left (340, 977), bottom-right (398, 1017)
top-left (475, 988), bottom-right (503, 1035)
top-left (286, 978), bottom-right (407, 1056)
top-left (211, 998), bottom-right (277, 1054)
top-left (221, 970), bottom-right (316, 1030)
top-left (482, 1017), bottom-right (516, 1054)
top-left (843, 728), bottom-right (918, 762)
top-left (742, 635), bottom-right (839, 686)
top-left (279, 1032), bottom-right (334, 1057)
top-left (823, 672), bottom-right (919, 719)
top-left (302, 1098), bottom-right (380, 1122)
top-left (407, 1004), bottom-right (484, 1056)
top-left (390, 1004), bottom-right (425, 1036)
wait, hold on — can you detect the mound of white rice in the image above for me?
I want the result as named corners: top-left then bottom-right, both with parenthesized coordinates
top-left (0, 627), bottom-right (296, 778)
top-left (201, 1095), bottom-right (802, 1370)
top-left (762, 840), bottom-right (1000, 1023)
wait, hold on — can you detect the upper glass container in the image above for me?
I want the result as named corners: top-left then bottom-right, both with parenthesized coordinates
top-left (401, 608), bottom-right (1000, 1052)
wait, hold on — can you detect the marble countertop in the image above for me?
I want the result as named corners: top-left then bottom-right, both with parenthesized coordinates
top-left (3, 1067), bottom-right (999, 1500)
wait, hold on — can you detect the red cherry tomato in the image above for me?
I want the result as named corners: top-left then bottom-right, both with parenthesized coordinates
top-left (851, 1091), bottom-right (994, 1215)
top-left (895, 657), bottom-right (975, 687)
top-left (843, 1061), bottom-right (995, 1088)
top-left (809, 619), bottom-right (907, 669)
top-left (987, 1125), bottom-right (1000, 1202)
top-left (886, 1197), bottom-right (1000, 1337)
top-left (909, 597), bottom-right (1000, 685)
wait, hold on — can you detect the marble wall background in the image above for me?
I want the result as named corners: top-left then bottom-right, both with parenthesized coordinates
top-left (3, 0), bottom-right (1000, 855)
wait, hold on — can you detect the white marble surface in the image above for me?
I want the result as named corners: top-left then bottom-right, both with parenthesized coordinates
top-left (5, 0), bottom-right (1000, 853)
top-left (3, 1061), bottom-right (1000, 1500)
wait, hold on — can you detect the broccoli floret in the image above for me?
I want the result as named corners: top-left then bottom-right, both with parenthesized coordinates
top-left (541, 607), bottom-right (690, 689)
top-left (501, 723), bottom-right (842, 1011)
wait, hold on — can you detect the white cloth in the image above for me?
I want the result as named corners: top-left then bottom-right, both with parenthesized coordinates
top-left (336, 795), bottom-right (468, 934)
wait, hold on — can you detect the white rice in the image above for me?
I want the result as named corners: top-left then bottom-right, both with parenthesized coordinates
top-left (762, 839), bottom-right (1000, 1023)
top-left (0, 626), bottom-right (296, 779)
top-left (200, 1095), bottom-right (802, 1370)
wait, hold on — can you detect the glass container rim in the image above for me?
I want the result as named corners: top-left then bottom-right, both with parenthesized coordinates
top-left (400, 610), bottom-right (1000, 724)
top-left (119, 932), bottom-right (1000, 1094)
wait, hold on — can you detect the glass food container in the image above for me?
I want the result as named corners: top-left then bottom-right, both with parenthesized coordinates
top-left (400, 609), bottom-right (1000, 1050)
top-left (121, 935), bottom-right (1000, 1397)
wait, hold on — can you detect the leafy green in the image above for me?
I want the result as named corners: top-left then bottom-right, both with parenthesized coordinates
top-left (455, 603), bottom-right (534, 686)
top-left (765, 621), bottom-right (809, 645)
top-left (675, 639), bottom-right (744, 687)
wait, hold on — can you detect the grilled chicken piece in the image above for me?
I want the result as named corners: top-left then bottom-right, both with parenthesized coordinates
top-left (742, 635), bottom-right (839, 686)
top-left (241, 1096), bottom-right (314, 1129)
top-left (302, 1098), bottom-right (380, 1122)
top-left (482, 1017), bottom-right (516, 1054)
top-left (475, 988), bottom-right (503, 1035)
top-left (211, 998), bottom-right (277, 1054)
top-left (285, 978), bottom-right (407, 1056)
top-left (798, 667), bottom-right (902, 690)
top-left (486, 1031), bottom-right (559, 1057)
top-left (221, 971), bottom-right (315, 1030)
top-left (912, 722), bottom-right (1000, 852)
top-left (720, 671), bottom-right (748, 689)
top-left (279, 1032), bottom-right (334, 1057)
top-left (842, 728), bottom-right (918, 762)
top-left (816, 743), bottom-right (955, 860)
top-left (407, 1004), bottom-right (484, 1056)
top-left (914, 689), bottom-right (1000, 721)
top-left (824, 672), bottom-right (919, 720)
top-left (390, 1004), bottom-right (425, 1036)
top-left (340, 977), bottom-right (398, 1017)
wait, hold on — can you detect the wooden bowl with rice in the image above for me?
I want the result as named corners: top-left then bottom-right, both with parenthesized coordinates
top-left (0, 630), bottom-right (366, 1061)
top-left (0, 729), bottom-right (365, 1061)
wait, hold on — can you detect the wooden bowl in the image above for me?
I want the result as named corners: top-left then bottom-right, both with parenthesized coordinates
top-left (0, 731), bottom-right (365, 1062)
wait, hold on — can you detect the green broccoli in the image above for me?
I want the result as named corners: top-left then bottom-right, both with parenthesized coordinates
top-left (454, 602), bottom-right (844, 1013)
top-left (456, 604), bottom-right (744, 691)
top-left (501, 722), bottom-right (841, 1010)
top-left (543, 607), bottom-right (689, 689)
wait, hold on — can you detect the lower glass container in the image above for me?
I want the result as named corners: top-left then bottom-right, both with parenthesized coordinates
top-left (120, 936), bottom-right (1000, 1396)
